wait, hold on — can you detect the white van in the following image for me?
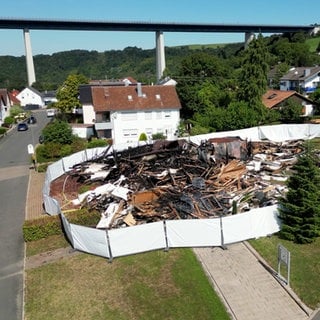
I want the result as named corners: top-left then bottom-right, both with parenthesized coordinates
top-left (46, 109), bottom-right (56, 117)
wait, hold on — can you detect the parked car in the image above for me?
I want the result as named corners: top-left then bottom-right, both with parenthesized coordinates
top-left (39, 135), bottom-right (45, 144)
top-left (46, 109), bottom-right (56, 117)
top-left (27, 116), bottom-right (37, 124)
top-left (17, 122), bottom-right (28, 131)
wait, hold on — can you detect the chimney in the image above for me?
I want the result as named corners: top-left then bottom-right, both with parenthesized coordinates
top-left (137, 82), bottom-right (143, 97)
top-left (304, 69), bottom-right (311, 77)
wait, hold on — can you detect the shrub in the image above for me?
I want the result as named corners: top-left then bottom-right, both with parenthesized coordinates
top-left (42, 120), bottom-right (74, 144)
top-left (139, 132), bottom-right (148, 141)
top-left (23, 216), bottom-right (62, 242)
top-left (70, 137), bottom-right (87, 153)
top-left (23, 209), bottom-right (101, 242)
top-left (0, 127), bottom-right (7, 135)
top-left (60, 144), bottom-right (73, 157)
top-left (152, 132), bottom-right (166, 140)
top-left (38, 142), bottom-right (62, 162)
top-left (4, 116), bottom-right (14, 125)
top-left (37, 163), bottom-right (49, 172)
top-left (9, 105), bottom-right (24, 118)
top-left (87, 139), bottom-right (109, 149)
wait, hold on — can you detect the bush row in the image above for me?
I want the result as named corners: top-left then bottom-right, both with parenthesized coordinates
top-left (23, 209), bottom-right (101, 242)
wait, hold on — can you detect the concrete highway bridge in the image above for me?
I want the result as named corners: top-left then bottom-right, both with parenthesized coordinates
top-left (0, 18), bottom-right (318, 85)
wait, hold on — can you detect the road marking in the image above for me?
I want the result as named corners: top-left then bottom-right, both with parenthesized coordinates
top-left (0, 166), bottom-right (29, 181)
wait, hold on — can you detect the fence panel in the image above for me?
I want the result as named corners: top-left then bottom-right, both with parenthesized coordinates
top-left (108, 222), bottom-right (166, 257)
top-left (71, 224), bottom-right (109, 258)
top-left (166, 219), bottom-right (221, 247)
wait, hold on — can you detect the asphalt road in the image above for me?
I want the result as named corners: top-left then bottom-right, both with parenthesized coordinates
top-left (0, 110), bottom-right (49, 320)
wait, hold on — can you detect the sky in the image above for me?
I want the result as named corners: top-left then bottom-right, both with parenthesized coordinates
top-left (1, 0), bottom-right (319, 56)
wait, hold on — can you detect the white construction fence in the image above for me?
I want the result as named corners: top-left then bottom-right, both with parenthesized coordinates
top-left (61, 205), bottom-right (280, 260)
top-left (42, 123), bottom-right (320, 258)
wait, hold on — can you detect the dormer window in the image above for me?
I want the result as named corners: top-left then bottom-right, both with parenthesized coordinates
top-left (155, 94), bottom-right (161, 100)
top-left (128, 95), bottom-right (133, 101)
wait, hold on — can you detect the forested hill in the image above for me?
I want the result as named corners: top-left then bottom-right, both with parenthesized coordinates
top-left (0, 42), bottom-right (243, 90)
top-left (0, 32), bottom-right (319, 91)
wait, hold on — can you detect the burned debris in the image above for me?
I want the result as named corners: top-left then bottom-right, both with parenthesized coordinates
top-left (52, 137), bottom-right (306, 229)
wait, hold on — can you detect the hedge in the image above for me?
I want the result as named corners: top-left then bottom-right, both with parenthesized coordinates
top-left (23, 209), bottom-right (101, 242)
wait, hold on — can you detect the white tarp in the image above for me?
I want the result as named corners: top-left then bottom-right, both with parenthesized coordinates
top-left (258, 124), bottom-right (320, 142)
top-left (43, 194), bottom-right (61, 216)
top-left (251, 205), bottom-right (281, 238)
top-left (61, 205), bottom-right (281, 259)
top-left (60, 213), bottom-right (74, 247)
top-left (47, 159), bottom-right (64, 182)
top-left (62, 150), bottom-right (87, 172)
top-left (71, 224), bottom-right (109, 258)
top-left (222, 211), bottom-right (254, 244)
top-left (108, 221), bottom-right (166, 257)
top-left (166, 219), bottom-right (222, 247)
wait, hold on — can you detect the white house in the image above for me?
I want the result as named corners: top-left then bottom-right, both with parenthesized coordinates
top-left (280, 66), bottom-right (320, 94)
top-left (79, 83), bottom-right (181, 145)
top-left (16, 87), bottom-right (44, 109)
top-left (0, 89), bottom-right (12, 126)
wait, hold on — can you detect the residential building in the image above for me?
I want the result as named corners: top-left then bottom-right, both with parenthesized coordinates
top-left (262, 89), bottom-right (315, 116)
top-left (16, 86), bottom-right (44, 109)
top-left (279, 66), bottom-right (320, 94)
top-left (43, 90), bottom-right (57, 106)
top-left (9, 89), bottom-right (21, 106)
top-left (80, 82), bottom-right (181, 145)
top-left (0, 89), bottom-right (12, 126)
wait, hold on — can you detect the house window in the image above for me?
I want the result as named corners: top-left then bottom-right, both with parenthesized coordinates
top-left (155, 94), bottom-right (161, 100)
top-left (145, 111), bottom-right (152, 120)
top-left (122, 112), bottom-right (137, 121)
top-left (101, 112), bottom-right (110, 122)
top-left (96, 112), bottom-right (110, 122)
top-left (123, 129), bottom-right (138, 140)
top-left (156, 111), bottom-right (162, 120)
top-left (164, 111), bottom-right (171, 118)
top-left (146, 128), bottom-right (153, 135)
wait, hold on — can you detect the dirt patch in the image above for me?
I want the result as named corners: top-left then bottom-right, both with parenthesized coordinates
top-left (50, 175), bottom-right (87, 210)
top-left (25, 247), bottom-right (81, 270)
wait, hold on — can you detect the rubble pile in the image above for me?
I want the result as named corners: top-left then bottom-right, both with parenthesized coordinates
top-left (61, 138), bottom-right (306, 229)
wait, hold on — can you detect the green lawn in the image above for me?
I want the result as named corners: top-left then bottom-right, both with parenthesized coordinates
top-left (25, 243), bottom-right (230, 320)
top-left (249, 235), bottom-right (320, 309)
top-left (306, 36), bottom-right (320, 52)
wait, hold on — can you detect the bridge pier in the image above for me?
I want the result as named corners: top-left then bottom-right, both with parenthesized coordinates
top-left (23, 29), bottom-right (36, 86)
top-left (156, 31), bottom-right (166, 82)
top-left (245, 32), bottom-right (255, 49)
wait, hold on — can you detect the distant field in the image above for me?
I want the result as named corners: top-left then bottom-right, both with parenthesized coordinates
top-left (173, 37), bottom-right (320, 52)
top-left (306, 36), bottom-right (320, 52)
top-left (184, 43), bottom-right (228, 49)
top-left (171, 43), bottom-right (240, 50)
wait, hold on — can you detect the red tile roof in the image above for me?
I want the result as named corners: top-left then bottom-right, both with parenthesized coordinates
top-left (91, 84), bottom-right (181, 112)
top-left (9, 90), bottom-right (21, 104)
top-left (262, 90), bottom-right (296, 109)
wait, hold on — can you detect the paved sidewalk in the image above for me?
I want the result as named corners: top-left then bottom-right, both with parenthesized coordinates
top-left (25, 169), bottom-right (317, 319)
top-left (194, 243), bottom-right (312, 320)
top-left (25, 169), bottom-right (46, 220)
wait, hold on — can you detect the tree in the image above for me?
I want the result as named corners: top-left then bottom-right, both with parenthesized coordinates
top-left (310, 87), bottom-right (320, 115)
top-left (237, 34), bottom-right (270, 125)
top-left (176, 52), bottom-right (230, 118)
top-left (55, 73), bottom-right (88, 113)
top-left (278, 146), bottom-right (320, 243)
top-left (279, 98), bottom-right (303, 123)
top-left (41, 120), bottom-right (74, 144)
